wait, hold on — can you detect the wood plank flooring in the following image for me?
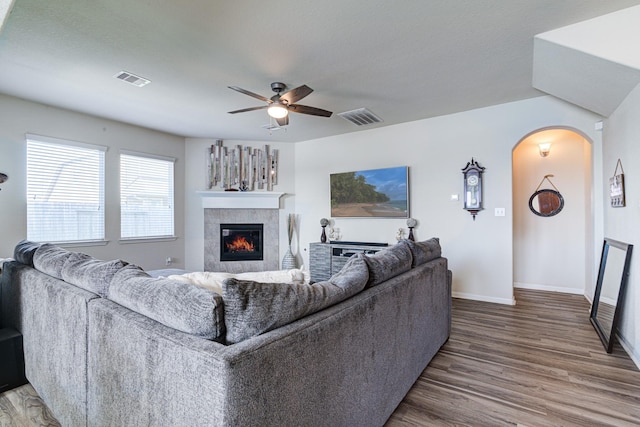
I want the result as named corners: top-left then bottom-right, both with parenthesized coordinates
top-left (386, 289), bottom-right (640, 426)
top-left (1, 289), bottom-right (639, 426)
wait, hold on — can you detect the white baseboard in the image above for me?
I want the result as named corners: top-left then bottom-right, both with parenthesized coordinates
top-left (452, 291), bottom-right (515, 305)
top-left (513, 282), bottom-right (585, 295)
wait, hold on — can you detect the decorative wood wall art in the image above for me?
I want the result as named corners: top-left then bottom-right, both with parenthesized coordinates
top-left (208, 140), bottom-right (278, 191)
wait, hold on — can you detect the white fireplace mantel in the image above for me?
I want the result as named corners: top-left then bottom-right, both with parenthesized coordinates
top-left (197, 191), bottom-right (285, 209)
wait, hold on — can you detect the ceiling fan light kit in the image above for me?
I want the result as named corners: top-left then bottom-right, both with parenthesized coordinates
top-left (267, 102), bottom-right (288, 119)
top-left (228, 82), bottom-right (332, 128)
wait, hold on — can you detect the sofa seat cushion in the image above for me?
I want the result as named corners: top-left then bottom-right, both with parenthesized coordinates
top-left (405, 238), bottom-right (442, 267)
top-left (13, 240), bottom-right (41, 266)
top-left (60, 252), bottom-right (128, 297)
top-left (33, 243), bottom-right (74, 279)
top-left (108, 265), bottom-right (225, 341)
top-left (223, 254), bottom-right (369, 344)
top-left (363, 241), bottom-right (413, 287)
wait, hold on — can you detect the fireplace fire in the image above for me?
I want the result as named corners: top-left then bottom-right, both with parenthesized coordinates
top-left (220, 224), bottom-right (263, 261)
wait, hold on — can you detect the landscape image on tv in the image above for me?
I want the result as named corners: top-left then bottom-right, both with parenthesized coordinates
top-left (330, 166), bottom-right (409, 218)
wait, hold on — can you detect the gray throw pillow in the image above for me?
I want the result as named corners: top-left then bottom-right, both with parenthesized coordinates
top-left (33, 243), bottom-right (73, 279)
top-left (109, 265), bottom-right (225, 342)
top-left (363, 241), bottom-right (413, 287)
top-left (61, 252), bottom-right (128, 297)
top-left (223, 253), bottom-right (369, 344)
top-left (404, 238), bottom-right (441, 267)
top-left (13, 240), bottom-right (41, 266)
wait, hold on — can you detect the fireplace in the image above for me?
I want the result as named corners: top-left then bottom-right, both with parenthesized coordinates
top-left (220, 223), bottom-right (264, 261)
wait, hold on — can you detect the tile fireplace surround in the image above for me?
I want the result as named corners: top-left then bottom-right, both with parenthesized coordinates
top-left (199, 191), bottom-right (283, 273)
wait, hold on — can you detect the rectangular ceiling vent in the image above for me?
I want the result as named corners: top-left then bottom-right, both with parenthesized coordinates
top-left (337, 108), bottom-right (383, 126)
top-left (114, 71), bottom-right (151, 87)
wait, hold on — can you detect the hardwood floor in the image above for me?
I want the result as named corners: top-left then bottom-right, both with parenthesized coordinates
top-left (386, 289), bottom-right (640, 426)
top-left (1, 289), bottom-right (639, 426)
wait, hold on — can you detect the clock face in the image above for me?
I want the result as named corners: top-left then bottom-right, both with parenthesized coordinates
top-left (467, 175), bottom-right (479, 186)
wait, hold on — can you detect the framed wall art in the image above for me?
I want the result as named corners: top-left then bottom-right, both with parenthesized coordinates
top-left (609, 159), bottom-right (625, 208)
top-left (330, 166), bottom-right (409, 218)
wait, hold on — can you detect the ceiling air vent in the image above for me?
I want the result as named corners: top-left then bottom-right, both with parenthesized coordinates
top-left (337, 108), bottom-right (382, 126)
top-left (114, 71), bottom-right (151, 87)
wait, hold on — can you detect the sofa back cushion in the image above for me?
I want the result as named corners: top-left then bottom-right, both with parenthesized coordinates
top-left (61, 252), bottom-right (128, 297)
top-left (14, 240), bottom-right (41, 266)
top-left (33, 243), bottom-right (73, 279)
top-left (363, 241), bottom-right (413, 287)
top-left (109, 265), bottom-right (225, 342)
top-left (223, 253), bottom-right (369, 344)
top-left (404, 238), bottom-right (442, 267)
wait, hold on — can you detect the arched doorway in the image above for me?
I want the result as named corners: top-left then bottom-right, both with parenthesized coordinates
top-left (513, 128), bottom-right (593, 294)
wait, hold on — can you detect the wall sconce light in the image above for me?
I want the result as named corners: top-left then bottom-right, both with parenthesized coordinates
top-left (538, 143), bottom-right (551, 157)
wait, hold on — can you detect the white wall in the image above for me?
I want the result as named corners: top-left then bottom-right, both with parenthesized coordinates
top-left (602, 83), bottom-right (640, 365)
top-left (0, 94), bottom-right (185, 270)
top-left (184, 138), bottom-right (296, 272)
top-left (294, 96), bottom-right (603, 305)
top-left (513, 129), bottom-right (591, 294)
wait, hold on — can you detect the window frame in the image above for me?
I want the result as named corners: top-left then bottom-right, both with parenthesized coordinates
top-left (119, 149), bottom-right (176, 242)
top-left (26, 133), bottom-right (107, 245)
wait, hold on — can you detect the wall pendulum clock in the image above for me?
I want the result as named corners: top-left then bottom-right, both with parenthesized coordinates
top-left (462, 158), bottom-right (485, 220)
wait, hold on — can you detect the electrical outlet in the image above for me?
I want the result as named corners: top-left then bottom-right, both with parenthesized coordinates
top-left (495, 208), bottom-right (506, 217)
top-left (165, 257), bottom-right (172, 266)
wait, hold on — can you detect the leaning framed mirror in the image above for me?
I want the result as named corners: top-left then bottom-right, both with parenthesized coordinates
top-left (590, 238), bottom-right (633, 353)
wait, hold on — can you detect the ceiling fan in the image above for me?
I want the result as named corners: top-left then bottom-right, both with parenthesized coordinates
top-left (227, 82), bottom-right (332, 127)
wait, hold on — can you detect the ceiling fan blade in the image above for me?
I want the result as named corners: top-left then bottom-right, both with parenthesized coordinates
top-left (276, 115), bottom-right (289, 127)
top-left (228, 86), bottom-right (271, 103)
top-left (279, 85), bottom-right (313, 105)
top-left (228, 105), bottom-right (268, 114)
top-left (288, 104), bottom-right (333, 117)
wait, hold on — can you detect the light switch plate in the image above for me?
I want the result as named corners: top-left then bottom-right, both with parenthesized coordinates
top-left (495, 208), bottom-right (506, 216)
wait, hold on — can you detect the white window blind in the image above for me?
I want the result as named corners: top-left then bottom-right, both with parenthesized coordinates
top-left (26, 135), bottom-right (106, 243)
top-left (120, 152), bottom-right (175, 239)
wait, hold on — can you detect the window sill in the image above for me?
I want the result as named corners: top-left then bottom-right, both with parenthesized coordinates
top-left (118, 236), bottom-right (178, 244)
top-left (52, 240), bottom-right (109, 248)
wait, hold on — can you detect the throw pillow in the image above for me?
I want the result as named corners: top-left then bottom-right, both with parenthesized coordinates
top-left (404, 238), bottom-right (442, 267)
top-left (109, 265), bottom-right (225, 342)
top-left (223, 253), bottom-right (369, 344)
top-left (61, 252), bottom-right (128, 297)
top-left (363, 241), bottom-right (413, 287)
top-left (33, 243), bottom-right (73, 279)
top-left (13, 240), bottom-right (41, 266)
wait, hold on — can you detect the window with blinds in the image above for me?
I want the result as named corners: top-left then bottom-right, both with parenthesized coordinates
top-left (120, 152), bottom-right (175, 239)
top-left (26, 134), bottom-right (106, 243)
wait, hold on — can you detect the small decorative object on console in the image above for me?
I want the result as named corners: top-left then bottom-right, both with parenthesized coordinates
top-left (329, 227), bottom-right (341, 241)
top-left (461, 158), bottom-right (485, 220)
top-left (320, 218), bottom-right (329, 243)
top-left (406, 218), bottom-right (417, 241)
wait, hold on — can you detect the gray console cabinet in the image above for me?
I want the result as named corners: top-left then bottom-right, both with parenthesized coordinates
top-left (309, 242), bottom-right (386, 282)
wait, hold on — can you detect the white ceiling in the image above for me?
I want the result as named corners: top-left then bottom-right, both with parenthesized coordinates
top-left (1, 0), bottom-right (639, 143)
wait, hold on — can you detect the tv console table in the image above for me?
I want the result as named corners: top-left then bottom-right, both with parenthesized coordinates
top-left (309, 242), bottom-right (387, 282)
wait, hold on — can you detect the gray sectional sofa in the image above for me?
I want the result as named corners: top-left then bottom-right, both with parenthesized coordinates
top-left (0, 238), bottom-right (451, 427)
